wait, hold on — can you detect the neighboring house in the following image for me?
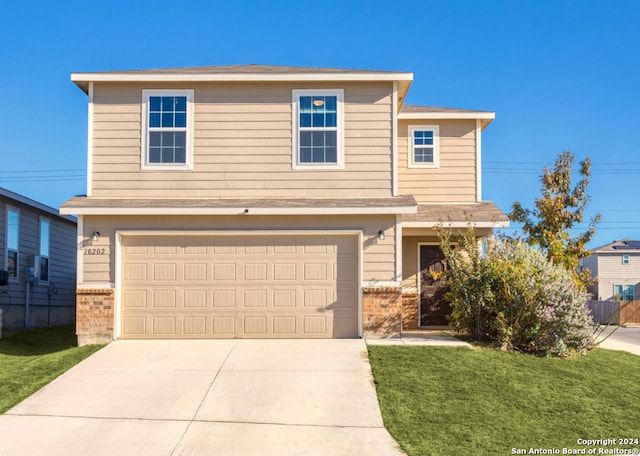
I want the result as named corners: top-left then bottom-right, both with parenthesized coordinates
top-left (583, 239), bottom-right (640, 301)
top-left (0, 187), bottom-right (77, 329)
top-left (61, 64), bottom-right (509, 345)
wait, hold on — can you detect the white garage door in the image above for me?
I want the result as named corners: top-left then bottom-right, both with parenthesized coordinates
top-left (119, 234), bottom-right (358, 338)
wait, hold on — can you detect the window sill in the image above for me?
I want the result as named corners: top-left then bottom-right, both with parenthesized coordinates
top-left (408, 163), bottom-right (440, 169)
top-left (141, 164), bottom-right (193, 171)
top-left (293, 163), bottom-right (344, 171)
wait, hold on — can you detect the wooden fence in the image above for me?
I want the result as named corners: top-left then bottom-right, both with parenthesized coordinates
top-left (586, 300), bottom-right (640, 325)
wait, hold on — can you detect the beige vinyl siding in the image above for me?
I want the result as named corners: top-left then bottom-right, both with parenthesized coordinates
top-left (398, 119), bottom-right (477, 203)
top-left (80, 214), bottom-right (396, 285)
top-left (90, 82), bottom-right (392, 199)
top-left (594, 253), bottom-right (640, 300)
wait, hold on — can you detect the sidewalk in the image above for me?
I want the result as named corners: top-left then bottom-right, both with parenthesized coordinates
top-left (365, 330), bottom-right (472, 348)
top-left (595, 326), bottom-right (640, 356)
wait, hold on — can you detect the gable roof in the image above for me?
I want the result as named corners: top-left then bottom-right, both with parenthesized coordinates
top-left (402, 202), bottom-right (509, 228)
top-left (71, 64), bottom-right (414, 101)
top-left (399, 104), bottom-right (495, 129)
top-left (1, 187), bottom-right (76, 224)
top-left (591, 239), bottom-right (640, 253)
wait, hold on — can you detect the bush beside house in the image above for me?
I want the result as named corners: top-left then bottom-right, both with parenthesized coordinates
top-left (441, 230), bottom-right (595, 356)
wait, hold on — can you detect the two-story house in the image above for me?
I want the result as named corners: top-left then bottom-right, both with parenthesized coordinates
top-left (60, 65), bottom-right (508, 345)
top-left (583, 239), bottom-right (640, 301)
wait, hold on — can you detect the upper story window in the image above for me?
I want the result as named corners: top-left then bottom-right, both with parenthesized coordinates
top-left (622, 254), bottom-right (630, 265)
top-left (292, 89), bottom-right (344, 170)
top-left (141, 89), bottom-right (194, 170)
top-left (39, 218), bottom-right (50, 282)
top-left (5, 208), bottom-right (19, 278)
top-left (409, 125), bottom-right (440, 168)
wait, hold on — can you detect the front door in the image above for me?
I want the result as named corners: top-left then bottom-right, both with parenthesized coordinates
top-left (419, 245), bottom-right (451, 326)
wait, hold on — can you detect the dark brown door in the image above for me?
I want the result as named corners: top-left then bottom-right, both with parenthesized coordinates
top-left (419, 245), bottom-right (451, 326)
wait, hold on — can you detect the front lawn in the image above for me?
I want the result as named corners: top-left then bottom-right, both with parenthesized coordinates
top-left (368, 346), bottom-right (640, 456)
top-left (0, 325), bottom-right (103, 413)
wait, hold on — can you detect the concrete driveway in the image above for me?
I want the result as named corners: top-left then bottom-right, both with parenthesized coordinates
top-left (0, 339), bottom-right (404, 456)
top-left (596, 326), bottom-right (640, 356)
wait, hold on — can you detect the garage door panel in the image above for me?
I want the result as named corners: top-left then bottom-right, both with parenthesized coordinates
top-left (273, 289), bottom-right (296, 307)
top-left (183, 316), bottom-right (207, 335)
top-left (335, 262), bottom-right (356, 281)
top-left (244, 316), bottom-right (267, 334)
top-left (121, 234), bottom-right (358, 339)
top-left (152, 316), bottom-right (177, 335)
top-left (125, 263), bottom-right (147, 281)
top-left (303, 316), bottom-right (327, 334)
top-left (123, 316), bottom-right (146, 335)
top-left (212, 316), bottom-right (236, 335)
top-left (213, 290), bottom-right (237, 307)
top-left (244, 289), bottom-right (268, 308)
top-left (184, 263), bottom-right (207, 281)
top-left (153, 264), bottom-right (177, 281)
top-left (123, 290), bottom-right (147, 308)
top-left (213, 243), bottom-right (235, 254)
top-left (334, 288), bottom-right (357, 307)
top-left (153, 238), bottom-right (177, 255)
top-left (304, 289), bottom-right (328, 307)
top-left (184, 290), bottom-right (207, 308)
top-left (273, 263), bottom-right (297, 280)
top-left (152, 290), bottom-right (176, 308)
top-left (334, 317), bottom-right (357, 337)
top-left (244, 263), bottom-right (267, 280)
top-left (214, 263), bottom-right (236, 281)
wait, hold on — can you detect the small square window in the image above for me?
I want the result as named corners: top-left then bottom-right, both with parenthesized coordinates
top-left (622, 255), bottom-right (630, 265)
top-left (409, 126), bottom-right (439, 168)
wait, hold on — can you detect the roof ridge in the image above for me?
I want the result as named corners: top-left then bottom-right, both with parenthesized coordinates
top-left (400, 104), bottom-right (493, 113)
top-left (75, 64), bottom-right (411, 75)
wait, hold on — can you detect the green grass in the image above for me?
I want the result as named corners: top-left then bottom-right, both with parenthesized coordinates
top-left (368, 346), bottom-right (640, 456)
top-left (0, 325), bottom-right (103, 414)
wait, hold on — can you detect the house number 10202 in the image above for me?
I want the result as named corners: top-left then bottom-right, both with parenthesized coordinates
top-left (84, 248), bottom-right (106, 255)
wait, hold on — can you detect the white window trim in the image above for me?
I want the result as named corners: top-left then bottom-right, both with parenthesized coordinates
top-left (614, 283), bottom-right (635, 301)
top-left (622, 254), bottom-right (630, 265)
top-left (5, 206), bottom-right (19, 281)
top-left (291, 89), bottom-right (344, 170)
top-left (408, 125), bottom-right (440, 169)
top-left (141, 89), bottom-right (194, 171)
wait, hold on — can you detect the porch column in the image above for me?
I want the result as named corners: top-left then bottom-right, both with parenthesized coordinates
top-left (362, 286), bottom-right (402, 335)
top-left (76, 288), bottom-right (115, 346)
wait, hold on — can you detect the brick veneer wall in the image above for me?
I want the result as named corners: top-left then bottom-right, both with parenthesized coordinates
top-left (402, 292), bottom-right (419, 330)
top-left (362, 286), bottom-right (402, 335)
top-left (76, 288), bottom-right (115, 346)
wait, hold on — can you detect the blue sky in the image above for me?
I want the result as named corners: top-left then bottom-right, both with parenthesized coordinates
top-left (1, 0), bottom-right (639, 249)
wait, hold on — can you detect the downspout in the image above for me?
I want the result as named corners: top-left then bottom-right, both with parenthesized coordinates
top-left (475, 119), bottom-right (482, 202)
top-left (87, 82), bottom-right (94, 197)
top-left (25, 268), bottom-right (33, 329)
top-left (392, 82), bottom-right (398, 197)
top-left (25, 281), bottom-right (29, 329)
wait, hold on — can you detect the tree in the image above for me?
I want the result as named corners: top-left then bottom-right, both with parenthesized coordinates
top-left (509, 151), bottom-right (600, 289)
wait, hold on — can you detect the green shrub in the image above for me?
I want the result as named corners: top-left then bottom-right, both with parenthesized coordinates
top-left (440, 230), bottom-right (595, 356)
